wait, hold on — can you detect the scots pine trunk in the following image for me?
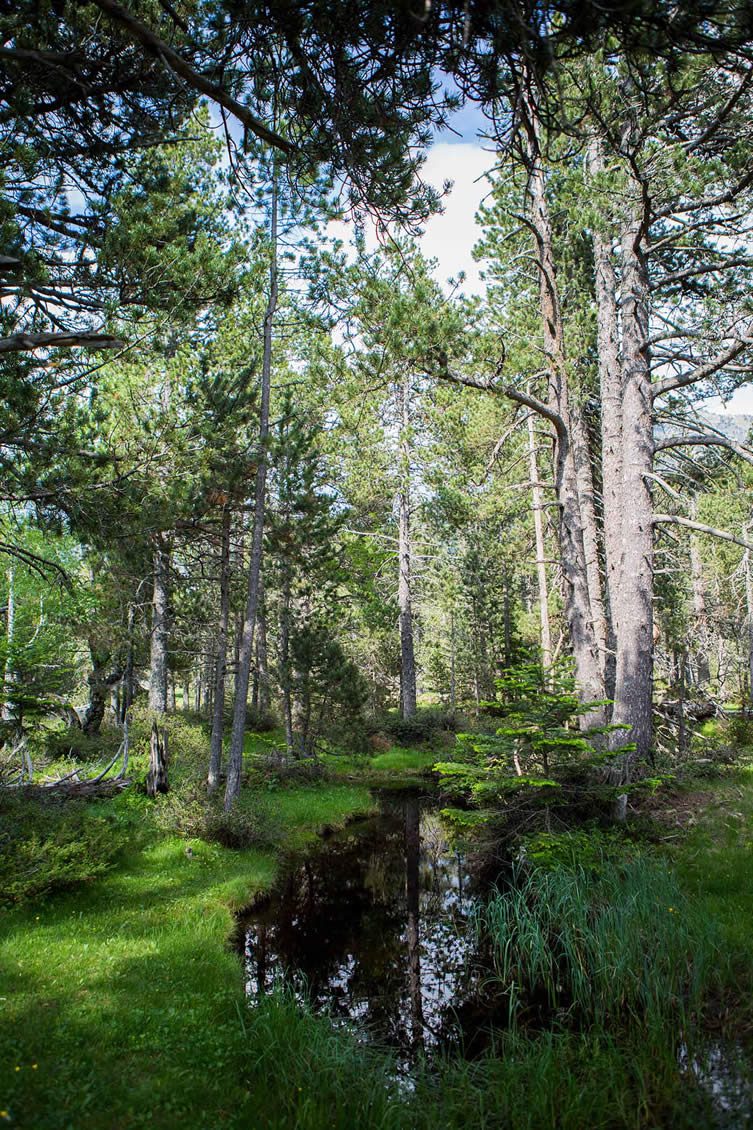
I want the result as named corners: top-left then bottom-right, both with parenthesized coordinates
top-left (398, 374), bottom-right (417, 719)
top-left (225, 165), bottom-right (277, 810)
top-left (528, 413), bottom-right (552, 672)
top-left (524, 103), bottom-right (605, 712)
top-left (208, 506), bottom-right (232, 792)
top-left (688, 508), bottom-right (711, 688)
top-left (611, 214), bottom-right (654, 772)
top-left (588, 143), bottom-right (622, 704)
top-left (2, 566), bottom-right (16, 725)
top-left (147, 536), bottom-right (169, 796)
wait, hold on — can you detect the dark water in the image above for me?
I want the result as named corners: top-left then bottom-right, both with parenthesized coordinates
top-left (238, 790), bottom-right (496, 1057)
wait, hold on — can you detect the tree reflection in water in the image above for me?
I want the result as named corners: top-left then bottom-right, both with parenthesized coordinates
top-left (239, 790), bottom-right (496, 1059)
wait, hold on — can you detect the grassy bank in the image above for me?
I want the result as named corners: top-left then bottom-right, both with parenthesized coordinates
top-left (2, 739), bottom-right (753, 1128)
top-left (0, 781), bottom-right (375, 1129)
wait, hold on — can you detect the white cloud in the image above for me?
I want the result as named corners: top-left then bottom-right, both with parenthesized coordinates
top-left (418, 143), bottom-right (493, 295)
top-left (328, 141), bottom-right (494, 297)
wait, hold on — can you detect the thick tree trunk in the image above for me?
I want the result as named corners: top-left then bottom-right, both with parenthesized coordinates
top-left (611, 214), bottom-right (654, 772)
top-left (522, 94), bottom-right (606, 714)
top-left (225, 165), bottom-right (277, 810)
top-left (82, 646), bottom-right (122, 735)
top-left (528, 413), bottom-right (553, 673)
top-left (147, 536), bottom-right (169, 797)
top-left (208, 506), bottom-right (232, 792)
top-left (398, 374), bottom-right (417, 719)
top-left (589, 164), bottom-right (623, 705)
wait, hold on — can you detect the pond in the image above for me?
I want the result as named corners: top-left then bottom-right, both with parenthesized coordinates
top-left (237, 788), bottom-right (499, 1059)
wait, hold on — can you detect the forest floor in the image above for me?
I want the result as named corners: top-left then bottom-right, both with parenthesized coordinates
top-left (1, 735), bottom-right (753, 1128)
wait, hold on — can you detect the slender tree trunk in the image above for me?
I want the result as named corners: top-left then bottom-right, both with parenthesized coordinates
top-left (279, 567), bottom-right (295, 757)
top-left (528, 413), bottom-right (552, 673)
top-left (524, 108), bottom-right (605, 714)
top-left (256, 589), bottom-right (270, 715)
top-left (208, 506), bottom-right (232, 792)
top-left (147, 536), bottom-right (169, 796)
top-left (449, 611), bottom-right (457, 713)
top-left (688, 509), bottom-right (711, 688)
top-left (398, 373), bottom-right (417, 719)
top-left (611, 212), bottom-right (654, 773)
top-left (120, 604), bottom-right (135, 724)
top-left (225, 164), bottom-right (277, 810)
top-left (589, 136), bottom-right (622, 705)
top-left (2, 565), bottom-right (16, 725)
top-left (744, 534), bottom-right (753, 710)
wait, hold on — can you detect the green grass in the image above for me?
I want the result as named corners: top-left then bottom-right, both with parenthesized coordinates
top-left (368, 747), bottom-right (439, 773)
top-left (0, 781), bottom-right (374, 1129)
top-left (3, 747), bottom-right (753, 1129)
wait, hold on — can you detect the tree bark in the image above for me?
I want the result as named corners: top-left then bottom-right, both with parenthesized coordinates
top-left (398, 373), bottom-right (417, 719)
top-left (225, 162), bottom-right (278, 810)
top-left (2, 566), bottom-right (16, 725)
top-left (588, 139), bottom-right (622, 704)
top-left (523, 97), bottom-right (605, 714)
top-left (208, 506), bottom-right (232, 792)
top-left (689, 510), bottom-right (711, 688)
top-left (147, 536), bottom-right (169, 796)
top-left (611, 211), bottom-right (654, 772)
top-left (528, 414), bottom-right (552, 673)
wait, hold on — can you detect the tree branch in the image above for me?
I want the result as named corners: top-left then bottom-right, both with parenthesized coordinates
top-left (0, 331), bottom-right (124, 355)
top-left (654, 432), bottom-right (753, 468)
top-left (88, 0), bottom-right (295, 154)
top-left (651, 334), bottom-right (753, 398)
top-left (653, 514), bottom-right (753, 551)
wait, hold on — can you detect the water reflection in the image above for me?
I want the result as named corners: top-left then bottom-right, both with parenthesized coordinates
top-left (240, 790), bottom-right (490, 1056)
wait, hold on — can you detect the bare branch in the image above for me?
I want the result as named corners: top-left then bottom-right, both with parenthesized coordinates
top-left (651, 334), bottom-right (753, 399)
top-left (0, 331), bottom-right (124, 354)
top-left (654, 432), bottom-right (753, 468)
top-left (653, 514), bottom-right (753, 551)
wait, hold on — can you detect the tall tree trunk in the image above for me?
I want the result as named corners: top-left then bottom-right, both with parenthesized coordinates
top-left (688, 508), bottom-right (711, 688)
top-left (528, 413), bottom-right (553, 672)
top-left (147, 536), bottom-right (169, 796)
top-left (279, 566), bottom-right (295, 757)
top-left (225, 163), bottom-right (278, 810)
top-left (82, 646), bottom-right (122, 736)
top-left (120, 603), bottom-right (136, 724)
top-left (611, 212), bottom-right (654, 772)
top-left (208, 506), bottom-right (232, 792)
top-left (256, 589), bottom-right (270, 715)
top-left (524, 99), bottom-right (605, 713)
top-left (398, 373), bottom-right (417, 719)
top-left (2, 565), bottom-right (16, 726)
top-left (590, 172), bottom-right (622, 704)
top-left (744, 533), bottom-right (753, 710)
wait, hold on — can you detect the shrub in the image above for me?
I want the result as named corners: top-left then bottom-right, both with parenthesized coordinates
top-left (42, 723), bottom-right (123, 764)
top-left (380, 706), bottom-right (458, 747)
top-left (154, 780), bottom-right (275, 848)
top-left (0, 788), bottom-right (133, 904)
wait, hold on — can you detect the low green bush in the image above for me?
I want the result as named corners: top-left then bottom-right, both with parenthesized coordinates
top-left (0, 788), bottom-right (133, 904)
top-left (154, 779), bottom-right (276, 848)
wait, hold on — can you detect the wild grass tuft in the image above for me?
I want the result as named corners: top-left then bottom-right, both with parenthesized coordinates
top-left (476, 854), bottom-right (721, 1031)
